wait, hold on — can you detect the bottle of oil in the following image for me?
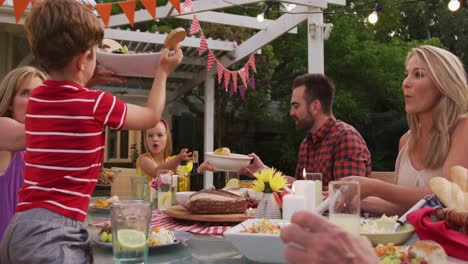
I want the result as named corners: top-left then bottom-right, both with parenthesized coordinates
top-left (177, 160), bottom-right (190, 192)
top-left (189, 151), bottom-right (204, 191)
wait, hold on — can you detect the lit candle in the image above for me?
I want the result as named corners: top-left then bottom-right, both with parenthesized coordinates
top-left (293, 169), bottom-right (317, 211)
top-left (282, 194), bottom-right (306, 221)
top-left (246, 207), bottom-right (255, 217)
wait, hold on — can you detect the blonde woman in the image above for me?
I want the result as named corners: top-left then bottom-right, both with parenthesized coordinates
top-left (0, 66), bottom-right (46, 240)
top-left (343, 45), bottom-right (468, 216)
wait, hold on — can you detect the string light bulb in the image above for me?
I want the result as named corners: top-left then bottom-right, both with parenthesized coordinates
top-left (368, 3), bottom-right (381, 25)
top-left (448, 0), bottom-right (460, 11)
top-left (257, 12), bottom-right (265, 22)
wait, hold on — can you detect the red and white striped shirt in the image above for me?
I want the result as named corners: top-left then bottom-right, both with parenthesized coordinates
top-left (17, 80), bottom-right (127, 222)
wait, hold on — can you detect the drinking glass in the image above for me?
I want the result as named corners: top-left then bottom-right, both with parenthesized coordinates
top-left (304, 172), bottom-right (323, 207)
top-left (130, 176), bottom-right (147, 201)
top-left (111, 201), bottom-right (152, 264)
top-left (328, 181), bottom-right (360, 236)
top-left (157, 170), bottom-right (175, 210)
top-left (224, 171), bottom-right (239, 188)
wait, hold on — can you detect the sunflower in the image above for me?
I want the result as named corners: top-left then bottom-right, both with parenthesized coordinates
top-left (251, 168), bottom-right (287, 193)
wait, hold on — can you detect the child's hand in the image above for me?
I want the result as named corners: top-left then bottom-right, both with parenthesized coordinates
top-left (157, 48), bottom-right (183, 76)
top-left (176, 148), bottom-right (192, 163)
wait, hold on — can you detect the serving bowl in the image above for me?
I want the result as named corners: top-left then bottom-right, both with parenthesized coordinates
top-left (360, 220), bottom-right (415, 246)
top-left (223, 218), bottom-right (289, 263)
top-left (204, 152), bottom-right (252, 172)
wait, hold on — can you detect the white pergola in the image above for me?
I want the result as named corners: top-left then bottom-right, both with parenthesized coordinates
top-left (0, 0), bottom-right (345, 187)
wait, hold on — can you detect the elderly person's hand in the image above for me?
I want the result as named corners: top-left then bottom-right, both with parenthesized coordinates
top-left (86, 67), bottom-right (126, 88)
top-left (281, 211), bottom-right (379, 264)
top-left (238, 153), bottom-right (268, 178)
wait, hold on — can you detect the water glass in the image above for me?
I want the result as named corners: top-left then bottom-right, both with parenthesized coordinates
top-left (157, 170), bottom-right (175, 210)
top-left (130, 176), bottom-right (147, 201)
top-left (304, 172), bottom-right (323, 207)
top-left (111, 201), bottom-right (152, 264)
top-left (328, 181), bottom-right (360, 236)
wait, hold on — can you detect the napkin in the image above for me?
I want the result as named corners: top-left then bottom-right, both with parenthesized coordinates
top-left (407, 207), bottom-right (468, 260)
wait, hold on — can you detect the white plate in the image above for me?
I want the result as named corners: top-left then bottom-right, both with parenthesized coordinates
top-left (223, 219), bottom-right (289, 263)
top-left (93, 230), bottom-right (193, 249)
top-left (88, 204), bottom-right (110, 213)
top-left (96, 51), bottom-right (163, 78)
top-left (204, 152), bottom-right (252, 172)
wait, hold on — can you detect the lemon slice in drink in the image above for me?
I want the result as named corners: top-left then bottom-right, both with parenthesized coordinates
top-left (161, 191), bottom-right (172, 206)
top-left (117, 229), bottom-right (147, 250)
top-left (225, 178), bottom-right (240, 189)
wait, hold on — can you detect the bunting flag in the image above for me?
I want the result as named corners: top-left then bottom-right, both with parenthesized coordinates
top-left (140, 0), bottom-right (156, 20)
top-left (119, 0), bottom-right (136, 28)
top-left (229, 84), bottom-right (235, 96)
top-left (190, 15), bottom-right (201, 35)
top-left (169, 0), bottom-right (180, 14)
top-left (232, 72), bottom-right (238, 93)
top-left (182, 0), bottom-right (193, 13)
top-left (95, 3), bottom-right (112, 28)
top-left (239, 68), bottom-right (248, 88)
top-left (84, 4), bottom-right (93, 10)
top-left (0, 0), bottom-right (4, 8)
top-left (239, 85), bottom-right (246, 99)
top-left (199, 34), bottom-right (208, 55)
top-left (13, 0), bottom-right (30, 23)
top-left (207, 50), bottom-right (216, 71)
top-left (223, 69), bottom-right (231, 91)
top-left (244, 64), bottom-right (250, 86)
top-left (249, 77), bottom-right (256, 90)
top-left (249, 54), bottom-right (257, 73)
top-left (216, 61), bottom-right (223, 85)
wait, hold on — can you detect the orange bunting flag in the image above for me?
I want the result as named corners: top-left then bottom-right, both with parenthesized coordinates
top-left (13, 0), bottom-right (30, 23)
top-left (223, 69), bottom-right (231, 91)
top-left (249, 54), bottom-right (257, 73)
top-left (84, 4), bottom-right (93, 10)
top-left (0, 0), bottom-right (4, 7)
top-left (216, 61), bottom-right (223, 85)
top-left (232, 72), bottom-right (238, 93)
top-left (140, 0), bottom-right (156, 20)
top-left (169, 0), bottom-right (180, 14)
top-left (95, 3), bottom-right (112, 28)
top-left (119, 0), bottom-right (136, 28)
top-left (207, 50), bottom-right (216, 71)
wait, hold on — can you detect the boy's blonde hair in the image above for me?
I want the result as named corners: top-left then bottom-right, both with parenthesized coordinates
top-left (406, 45), bottom-right (468, 169)
top-left (0, 66), bottom-right (46, 118)
top-left (24, 0), bottom-right (103, 73)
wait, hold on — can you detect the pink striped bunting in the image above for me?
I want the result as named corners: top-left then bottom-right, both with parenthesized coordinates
top-left (190, 15), bottom-right (201, 35)
top-left (239, 68), bottom-right (248, 88)
top-left (199, 34), bottom-right (208, 55)
top-left (232, 72), bottom-right (238, 93)
top-left (207, 50), bottom-right (216, 71)
top-left (216, 61), bottom-right (223, 84)
top-left (223, 69), bottom-right (231, 91)
top-left (182, 0), bottom-right (193, 13)
top-left (239, 85), bottom-right (246, 99)
top-left (249, 54), bottom-right (257, 73)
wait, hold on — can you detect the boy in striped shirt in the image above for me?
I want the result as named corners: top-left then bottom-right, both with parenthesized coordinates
top-left (0, 0), bottom-right (182, 263)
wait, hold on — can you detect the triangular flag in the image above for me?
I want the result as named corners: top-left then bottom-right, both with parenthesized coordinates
top-left (249, 77), bottom-right (256, 90)
top-left (0, 0), bottom-right (5, 7)
top-left (182, 0), bottom-right (193, 13)
top-left (216, 61), bottom-right (223, 85)
top-left (223, 69), bottom-right (231, 91)
top-left (140, 0), bottom-right (156, 20)
top-left (232, 72), bottom-right (238, 93)
top-left (169, 0), bottom-right (180, 14)
top-left (96, 3), bottom-right (112, 28)
top-left (190, 15), bottom-right (201, 35)
top-left (239, 68), bottom-right (248, 88)
top-left (249, 54), bottom-right (257, 73)
top-left (229, 84), bottom-right (235, 97)
top-left (13, 0), bottom-right (30, 23)
top-left (84, 4), bottom-right (93, 10)
top-left (119, 0), bottom-right (136, 28)
top-left (199, 34), bottom-right (208, 56)
top-left (244, 64), bottom-right (250, 86)
top-left (239, 85), bottom-right (246, 99)
top-left (207, 50), bottom-right (215, 71)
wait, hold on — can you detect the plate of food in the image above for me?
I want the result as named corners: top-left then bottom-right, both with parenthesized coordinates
top-left (89, 196), bottom-right (119, 212)
top-left (360, 215), bottom-right (415, 246)
top-left (96, 169), bottom-right (117, 188)
top-left (93, 224), bottom-right (193, 249)
top-left (96, 28), bottom-right (186, 78)
top-left (374, 240), bottom-right (448, 264)
top-left (204, 148), bottom-right (252, 172)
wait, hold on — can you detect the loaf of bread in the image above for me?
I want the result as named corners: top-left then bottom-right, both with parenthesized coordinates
top-left (186, 189), bottom-right (247, 214)
top-left (408, 240), bottom-right (448, 264)
top-left (450, 165), bottom-right (468, 192)
top-left (429, 177), bottom-right (465, 212)
top-left (434, 208), bottom-right (468, 234)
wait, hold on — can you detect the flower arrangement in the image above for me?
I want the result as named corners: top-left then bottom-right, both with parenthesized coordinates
top-left (251, 168), bottom-right (288, 193)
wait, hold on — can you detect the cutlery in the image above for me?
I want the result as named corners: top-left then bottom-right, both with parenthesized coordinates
top-left (390, 197), bottom-right (428, 233)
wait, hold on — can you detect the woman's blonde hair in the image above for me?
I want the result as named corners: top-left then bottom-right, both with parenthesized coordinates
top-left (406, 45), bottom-right (468, 169)
top-left (0, 66), bottom-right (46, 118)
top-left (143, 119), bottom-right (173, 159)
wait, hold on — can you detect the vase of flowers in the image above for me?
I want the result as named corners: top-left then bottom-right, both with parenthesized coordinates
top-left (251, 168), bottom-right (287, 219)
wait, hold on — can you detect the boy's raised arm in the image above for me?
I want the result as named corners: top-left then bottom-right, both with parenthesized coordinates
top-left (123, 48), bottom-right (183, 130)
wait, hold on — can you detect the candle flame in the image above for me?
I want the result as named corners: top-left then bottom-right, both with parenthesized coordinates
top-left (303, 168), bottom-right (306, 179)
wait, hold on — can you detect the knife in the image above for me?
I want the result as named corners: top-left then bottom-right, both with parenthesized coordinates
top-left (390, 197), bottom-right (428, 233)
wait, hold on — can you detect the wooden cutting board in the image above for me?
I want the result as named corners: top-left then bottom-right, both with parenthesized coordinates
top-left (162, 205), bottom-right (253, 223)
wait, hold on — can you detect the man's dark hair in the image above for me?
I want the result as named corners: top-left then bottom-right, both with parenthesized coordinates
top-left (292, 73), bottom-right (335, 115)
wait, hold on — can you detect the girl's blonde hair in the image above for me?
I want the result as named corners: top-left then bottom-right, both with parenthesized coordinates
top-left (0, 66), bottom-right (47, 118)
top-left (143, 119), bottom-right (173, 159)
top-left (406, 45), bottom-right (468, 169)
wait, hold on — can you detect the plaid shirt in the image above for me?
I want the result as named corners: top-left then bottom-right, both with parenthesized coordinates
top-left (295, 117), bottom-right (371, 189)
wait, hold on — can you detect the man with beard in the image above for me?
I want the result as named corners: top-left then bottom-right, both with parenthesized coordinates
top-left (242, 73), bottom-right (371, 188)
